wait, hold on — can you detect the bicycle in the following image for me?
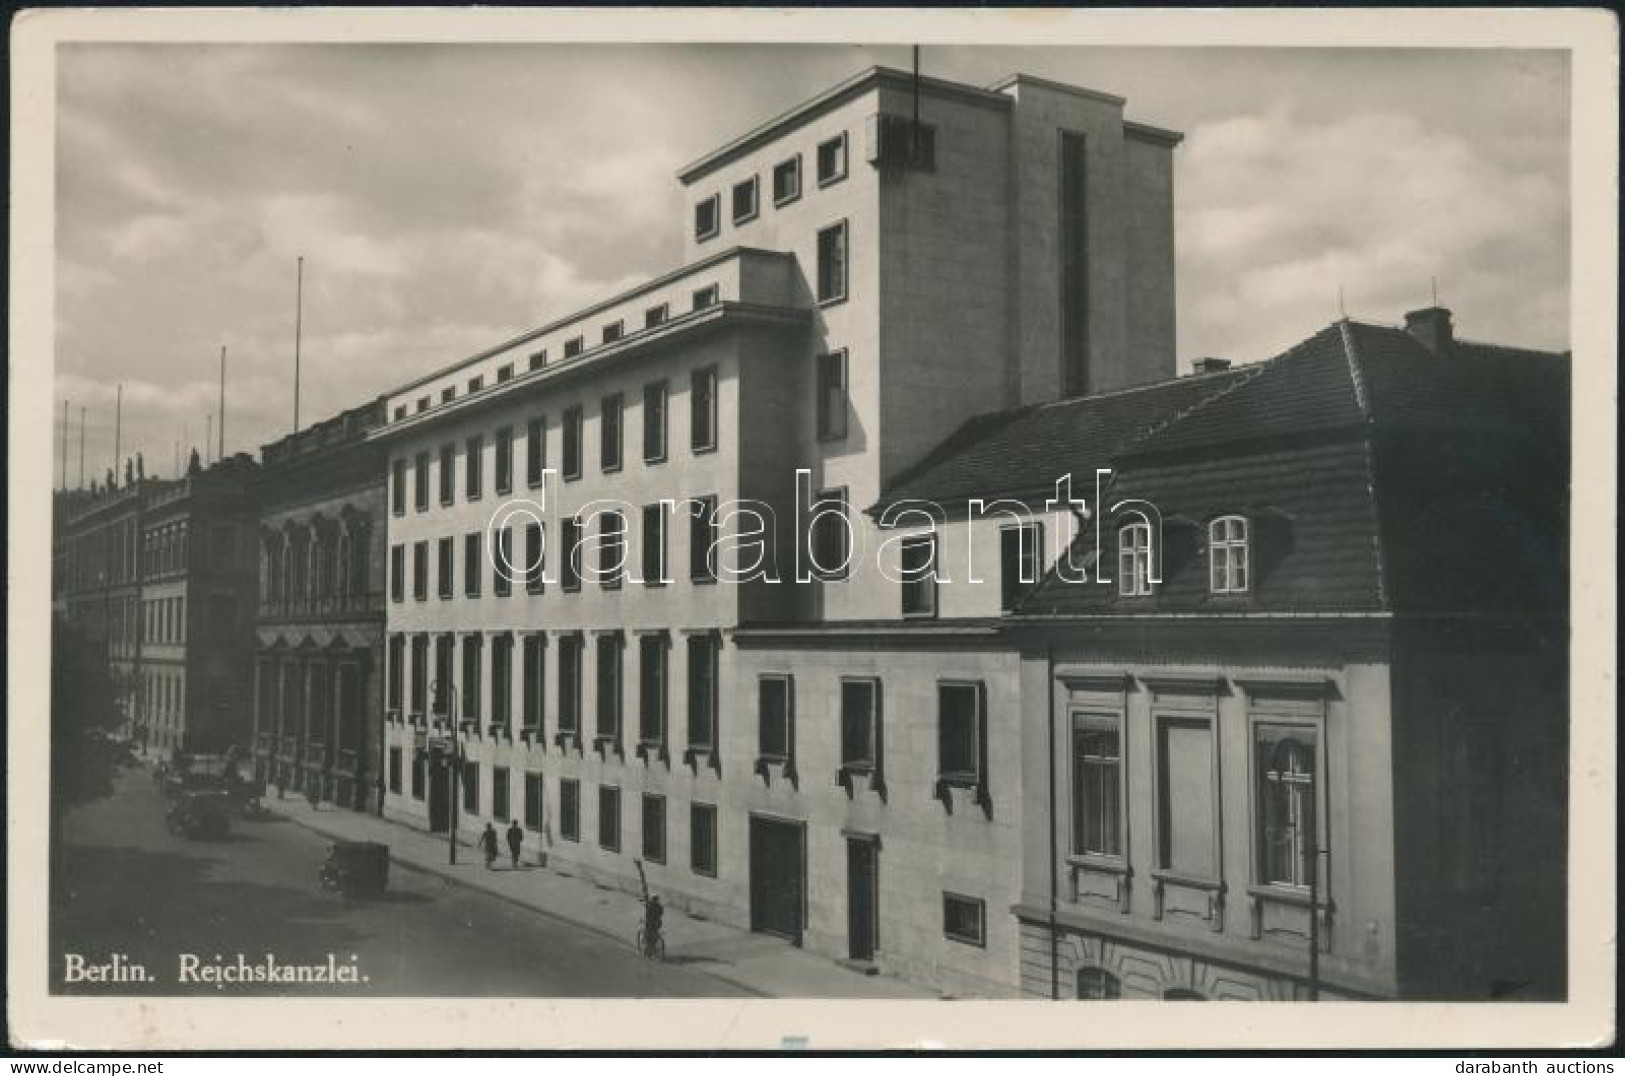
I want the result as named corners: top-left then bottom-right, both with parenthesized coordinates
top-left (635, 924), bottom-right (665, 961)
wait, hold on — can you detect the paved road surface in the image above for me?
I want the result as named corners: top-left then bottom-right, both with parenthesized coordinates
top-left (50, 766), bottom-right (755, 997)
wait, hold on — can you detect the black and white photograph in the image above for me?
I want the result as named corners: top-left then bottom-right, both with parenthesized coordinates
top-left (9, 7), bottom-right (1616, 1053)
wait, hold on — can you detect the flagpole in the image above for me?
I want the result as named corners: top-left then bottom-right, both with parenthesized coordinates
top-left (294, 256), bottom-right (304, 433)
top-left (218, 345), bottom-right (227, 461)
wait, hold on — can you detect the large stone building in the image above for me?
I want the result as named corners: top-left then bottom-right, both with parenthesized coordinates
top-left (55, 455), bottom-right (261, 755)
top-left (250, 401), bottom-right (389, 811)
top-left (880, 309), bottom-right (1567, 1000)
top-left (375, 66), bottom-right (1181, 995)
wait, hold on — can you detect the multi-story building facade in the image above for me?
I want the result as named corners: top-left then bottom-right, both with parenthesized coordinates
top-left (873, 308), bottom-right (1565, 1000)
top-left (58, 484), bottom-right (146, 740)
top-left (138, 454), bottom-right (260, 755)
top-left (251, 402), bottom-right (389, 811)
top-left (376, 66), bottom-right (1182, 995)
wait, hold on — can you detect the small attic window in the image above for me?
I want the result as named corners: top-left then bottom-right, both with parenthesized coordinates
top-left (1208, 515), bottom-right (1250, 594)
top-left (1118, 521), bottom-right (1153, 597)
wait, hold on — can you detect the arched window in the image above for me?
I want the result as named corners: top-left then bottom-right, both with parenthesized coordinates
top-left (1258, 731), bottom-right (1317, 887)
top-left (1077, 968), bottom-right (1122, 999)
top-left (1117, 521), bottom-right (1153, 596)
top-left (1208, 515), bottom-right (1250, 594)
top-left (336, 529), bottom-right (353, 600)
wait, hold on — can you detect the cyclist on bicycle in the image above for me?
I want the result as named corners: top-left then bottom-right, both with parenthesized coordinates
top-left (642, 894), bottom-right (665, 957)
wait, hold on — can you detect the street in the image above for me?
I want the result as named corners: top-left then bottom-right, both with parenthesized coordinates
top-left (49, 766), bottom-right (756, 997)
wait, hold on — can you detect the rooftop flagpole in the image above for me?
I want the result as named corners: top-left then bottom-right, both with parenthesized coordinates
top-left (294, 256), bottom-right (304, 433)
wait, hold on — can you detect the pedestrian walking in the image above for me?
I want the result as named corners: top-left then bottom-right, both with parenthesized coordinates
top-left (506, 820), bottom-right (524, 869)
top-left (480, 822), bottom-right (499, 870)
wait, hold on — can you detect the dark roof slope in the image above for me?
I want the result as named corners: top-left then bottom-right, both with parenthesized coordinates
top-left (876, 365), bottom-right (1254, 509)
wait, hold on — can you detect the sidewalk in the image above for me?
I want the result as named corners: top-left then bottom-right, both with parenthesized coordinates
top-left (271, 799), bottom-right (934, 999)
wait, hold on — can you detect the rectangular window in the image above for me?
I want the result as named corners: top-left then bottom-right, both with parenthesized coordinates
top-left (441, 387), bottom-right (455, 404)
top-left (391, 459), bottom-right (406, 515)
top-left (463, 533), bottom-right (481, 597)
top-left (492, 765), bottom-right (511, 822)
top-left (600, 511), bottom-right (626, 588)
top-left (1000, 523), bottom-right (1044, 612)
top-left (644, 304), bottom-right (668, 329)
top-left (1209, 516), bottom-right (1251, 595)
top-left (694, 194), bottom-right (720, 241)
top-left (524, 522), bottom-right (545, 594)
top-left (412, 752), bottom-right (425, 800)
top-left (690, 803), bottom-right (718, 877)
top-left (388, 747), bottom-right (402, 794)
top-left (1072, 715), bottom-right (1123, 858)
top-left (493, 526), bottom-right (513, 597)
top-left (387, 635), bottom-right (404, 711)
top-left (409, 635), bottom-right (428, 718)
top-left (459, 760), bottom-right (479, 813)
top-left (816, 350), bottom-right (848, 440)
top-left (412, 541), bottom-right (428, 601)
top-left (642, 794), bottom-right (667, 864)
top-left (642, 381), bottom-right (667, 463)
top-left (523, 772), bottom-right (543, 831)
top-left (495, 425), bottom-right (513, 494)
top-left (638, 635), bottom-right (667, 747)
top-left (601, 393), bottom-right (623, 472)
top-left (1061, 130), bottom-right (1090, 397)
top-left (1157, 717), bottom-right (1217, 878)
top-left (692, 284), bottom-right (719, 311)
top-left (558, 635), bottom-right (582, 735)
top-left (526, 417), bottom-right (546, 487)
top-left (900, 533), bottom-right (938, 617)
top-left (439, 443), bottom-right (455, 504)
top-left (465, 434), bottom-right (484, 500)
top-left (562, 406), bottom-right (583, 481)
top-left (731, 176), bottom-right (759, 224)
top-left (810, 488), bottom-right (850, 580)
top-left (497, 363), bottom-right (514, 384)
top-left (433, 635), bottom-right (454, 718)
top-left (595, 635), bottom-right (622, 744)
top-left (560, 779), bottom-right (580, 842)
top-left (461, 634), bottom-right (483, 723)
top-left (816, 132), bottom-right (848, 186)
top-left (943, 893), bottom-right (986, 947)
top-left (757, 675), bottom-right (793, 762)
top-left (467, 376), bottom-right (483, 395)
top-left (938, 682), bottom-right (984, 786)
top-left (1119, 522), bottom-right (1153, 597)
top-left (816, 221), bottom-right (848, 304)
top-left (435, 536), bottom-right (455, 601)
top-left (598, 786), bottom-right (621, 852)
top-left (560, 515), bottom-right (582, 592)
top-left (414, 452), bottom-right (430, 511)
top-left (602, 320), bottom-right (624, 345)
top-left (491, 634), bottom-right (512, 732)
top-left (521, 634), bottom-right (545, 734)
top-left (840, 679), bottom-right (880, 772)
top-left (772, 155), bottom-right (802, 205)
top-left (528, 349), bottom-right (547, 371)
top-left (641, 503), bottom-right (667, 585)
top-left (690, 366), bottom-right (717, 452)
top-left (689, 494), bottom-right (718, 582)
top-left (563, 335), bottom-right (584, 359)
top-left (686, 634), bottom-right (718, 752)
top-left (389, 544), bottom-right (404, 602)
top-left (1256, 725), bottom-right (1318, 888)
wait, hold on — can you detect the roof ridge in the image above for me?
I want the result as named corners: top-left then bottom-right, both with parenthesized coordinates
top-left (1337, 318), bottom-right (1372, 418)
top-left (1024, 364), bottom-right (1252, 414)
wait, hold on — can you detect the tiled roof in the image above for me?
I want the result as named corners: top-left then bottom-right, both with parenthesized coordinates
top-left (883, 316), bottom-right (1568, 619)
top-left (876, 365), bottom-right (1255, 509)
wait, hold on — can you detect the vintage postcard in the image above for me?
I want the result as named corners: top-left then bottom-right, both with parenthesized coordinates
top-left (8, 6), bottom-right (1617, 1052)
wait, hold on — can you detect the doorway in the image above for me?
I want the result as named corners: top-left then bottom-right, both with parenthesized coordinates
top-left (846, 836), bottom-right (879, 961)
top-left (749, 815), bottom-right (805, 945)
top-left (428, 759), bottom-right (450, 832)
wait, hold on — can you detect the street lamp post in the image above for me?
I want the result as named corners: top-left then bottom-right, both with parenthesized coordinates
top-left (433, 677), bottom-right (459, 866)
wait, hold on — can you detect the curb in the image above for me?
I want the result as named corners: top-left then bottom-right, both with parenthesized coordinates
top-left (274, 806), bottom-right (773, 999)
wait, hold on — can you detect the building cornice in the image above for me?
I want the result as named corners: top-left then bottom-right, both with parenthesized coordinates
top-left (1123, 120), bottom-right (1184, 148)
top-left (369, 300), bottom-right (809, 446)
top-left (678, 66), bottom-right (1012, 185)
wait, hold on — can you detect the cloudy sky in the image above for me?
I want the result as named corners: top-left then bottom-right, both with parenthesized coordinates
top-left (53, 42), bottom-right (1569, 483)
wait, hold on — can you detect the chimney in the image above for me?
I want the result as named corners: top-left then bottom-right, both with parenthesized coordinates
top-left (1404, 306), bottom-right (1454, 355)
top-left (1190, 357), bottom-right (1232, 376)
